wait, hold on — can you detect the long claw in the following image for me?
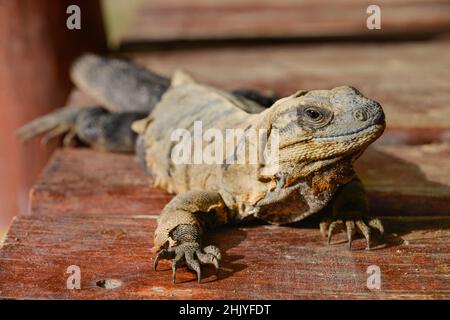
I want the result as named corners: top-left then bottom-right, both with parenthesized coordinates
top-left (17, 106), bottom-right (80, 142)
top-left (153, 255), bottom-right (160, 271)
top-left (172, 264), bottom-right (177, 283)
top-left (327, 220), bottom-right (344, 244)
top-left (368, 218), bottom-right (384, 239)
top-left (153, 248), bottom-right (175, 270)
top-left (320, 220), bottom-right (330, 238)
top-left (203, 245), bottom-right (222, 261)
top-left (155, 244), bottom-right (221, 283)
top-left (356, 220), bottom-right (371, 250)
top-left (63, 129), bottom-right (77, 146)
top-left (41, 124), bottom-right (71, 145)
top-left (212, 257), bottom-right (219, 272)
top-left (196, 251), bottom-right (220, 273)
top-left (327, 225), bottom-right (334, 244)
top-left (172, 253), bottom-right (183, 283)
top-left (186, 253), bottom-right (202, 283)
top-left (345, 220), bottom-right (356, 250)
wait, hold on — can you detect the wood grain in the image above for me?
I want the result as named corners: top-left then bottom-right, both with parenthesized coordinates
top-left (0, 0), bottom-right (105, 230)
top-left (124, 0), bottom-right (450, 42)
top-left (0, 214), bottom-right (448, 299)
top-left (29, 149), bottom-right (171, 216)
top-left (29, 145), bottom-right (450, 217)
top-left (356, 143), bottom-right (450, 216)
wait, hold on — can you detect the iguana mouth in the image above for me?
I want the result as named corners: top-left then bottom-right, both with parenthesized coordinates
top-left (313, 123), bottom-right (384, 142)
top-left (279, 123), bottom-right (384, 150)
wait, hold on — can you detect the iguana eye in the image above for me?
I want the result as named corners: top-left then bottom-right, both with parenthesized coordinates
top-left (304, 108), bottom-right (323, 121)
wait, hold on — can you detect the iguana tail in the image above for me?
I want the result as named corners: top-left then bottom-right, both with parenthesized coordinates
top-left (71, 53), bottom-right (171, 113)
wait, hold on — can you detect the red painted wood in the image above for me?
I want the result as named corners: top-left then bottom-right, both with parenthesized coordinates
top-left (30, 149), bottom-right (171, 216)
top-left (124, 0), bottom-right (450, 41)
top-left (0, 214), bottom-right (448, 299)
top-left (0, 0), bottom-right (106, 231)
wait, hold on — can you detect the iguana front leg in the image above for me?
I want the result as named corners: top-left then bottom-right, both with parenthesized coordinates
top-left (320, 177), bottom-right (384, 250)
top-left (152, 191), bottom-right (229, 283)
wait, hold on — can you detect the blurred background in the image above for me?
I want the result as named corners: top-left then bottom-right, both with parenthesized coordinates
top-left (1, 0), bottom-right (449, 241)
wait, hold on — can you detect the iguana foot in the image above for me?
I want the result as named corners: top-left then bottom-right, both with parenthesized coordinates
top-left (17, 106), bottom-right (146, 152)
top-left (320, 217), bottom-right (384, 250)
top-left (17, 106), bottom-right (81, 146)
top-left (153, 243), bottom-right (221, 283)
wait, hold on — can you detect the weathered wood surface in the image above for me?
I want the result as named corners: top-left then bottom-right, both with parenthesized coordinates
top-left (0, 214), bottom-right (448, 299)
top-left (3, 9), bottom-right (449, 299)
top-left (356, 144), bottom-right (450, 216)
top-left (124, 0), bottom-right (450, 42)
top-left (29, 144), bottom-right (450, 217)
top-left (0, 0), bottom-right (105, 232)
top-left (30, 149), bottom-right (170, 216)
top-left (131, 41), bottom-right (450, 131)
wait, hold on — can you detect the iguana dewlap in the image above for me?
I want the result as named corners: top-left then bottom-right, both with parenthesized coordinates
top-left (18, 54), bottom-right (386, 283)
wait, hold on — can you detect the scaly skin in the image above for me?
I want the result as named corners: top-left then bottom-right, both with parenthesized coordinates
top-left (18, 54), bottom-right (386, 283)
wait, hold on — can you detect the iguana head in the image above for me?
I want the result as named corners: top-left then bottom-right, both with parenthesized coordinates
top-left (256, 86), bottom-right (385, 180)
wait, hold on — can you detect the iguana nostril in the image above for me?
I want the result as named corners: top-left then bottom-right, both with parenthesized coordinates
top-left (354, 110), bottom-right (368, 122)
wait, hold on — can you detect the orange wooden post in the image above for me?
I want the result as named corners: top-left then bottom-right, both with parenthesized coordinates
top-left (0, 0), bottom-right (106, 231)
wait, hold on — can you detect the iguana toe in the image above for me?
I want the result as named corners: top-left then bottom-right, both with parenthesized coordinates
top-left (367, 217), bottom-right (384, 239)
top-left (17, 106), bottom-right (81, 143)
top-left (185, 251), bottom-right (202, 283)
top-left (345, 220), bottom-right (356, 249)
top-left (355, 219), bottom-right (372, 250)
top-left (154, 242), bottom-right (221, 283)
top-left (153, 247), bottom-right (175, 270)
top-left (327, 220), bottom-right (344, 244)
top-left (319, 219), bottom-right (331, 238)
top-left (203, 245), bottom-right (222, 261)
top-left (172, 252), bottom-right (184, 283)
top-left (196, 250), bottom-right (220, 272)
top-left (322, 216), bottom-right (384, 250)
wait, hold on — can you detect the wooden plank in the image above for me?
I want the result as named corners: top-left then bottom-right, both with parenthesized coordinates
top-left (0, 214), bottom-right (448, 299)
top-left (356, 143), bottom-right (450, 216)
top-left (29, 149), bottom-right (171, 216)
top-left (123, 0), bottom-right (450, 42)
top-left (130, 41), bottom-right (450, 131)
top-left (29, 143), bottom-right (450, 217)
top-left (0, 0), bottom-right (106, 231)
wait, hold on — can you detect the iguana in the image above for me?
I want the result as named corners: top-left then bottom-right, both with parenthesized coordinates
top-left (18, 54), bottom-right (386, 283)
